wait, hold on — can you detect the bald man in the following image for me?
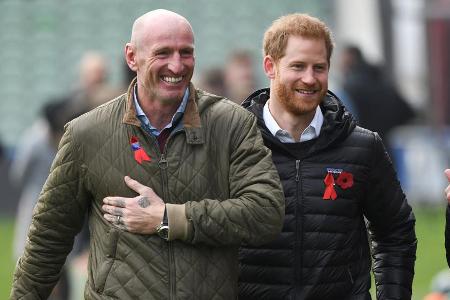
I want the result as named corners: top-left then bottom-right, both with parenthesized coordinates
top-left (10, 9), bottom-right (284, 299)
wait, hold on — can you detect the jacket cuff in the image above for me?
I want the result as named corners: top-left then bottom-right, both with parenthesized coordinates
top-left (166, 203), bottom-right (190, 241)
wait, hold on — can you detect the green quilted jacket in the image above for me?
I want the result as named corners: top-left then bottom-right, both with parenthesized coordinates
top-left (10, 81), bottom-right (284, 300)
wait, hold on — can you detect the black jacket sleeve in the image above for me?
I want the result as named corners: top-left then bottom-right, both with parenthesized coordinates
top-left (446, 204), bottom-right (450, 267)
top-left (362, 133), bottom-right (417, 300)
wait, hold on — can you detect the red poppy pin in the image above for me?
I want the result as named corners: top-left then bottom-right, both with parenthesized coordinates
top-left (323, 168), bottom-right (354, 200)
top-left (130, 136), bottom-right (151, 164)
top-left (336, 172), bottom-right (353, 189)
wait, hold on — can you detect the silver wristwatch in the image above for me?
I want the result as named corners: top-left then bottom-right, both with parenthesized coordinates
top-left (156, 205), bottom-right (169, 241)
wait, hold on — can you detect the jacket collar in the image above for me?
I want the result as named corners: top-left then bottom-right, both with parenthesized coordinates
top-left (122, 78), bottom-right (204, 144)
top-left (242, 88), bottom-right (356, 154)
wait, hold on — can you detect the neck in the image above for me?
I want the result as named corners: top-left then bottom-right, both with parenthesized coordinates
top-left (137, 86), bottom-right (181, 131)
top-left (143, 100), bottom-right (180, 131)
top-left (268, 97), bottom-right (316, 142)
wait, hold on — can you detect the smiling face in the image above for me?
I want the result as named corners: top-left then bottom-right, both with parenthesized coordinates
top-left (265, 35), bottom-right (329, 117)
top-left (125, 12), bottom-right (195, 105)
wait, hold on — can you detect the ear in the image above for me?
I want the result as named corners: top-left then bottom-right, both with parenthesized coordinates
top-left (125, 43), bottom-right (138, 72)
top-left (263, 55), bottom-right (276, 79)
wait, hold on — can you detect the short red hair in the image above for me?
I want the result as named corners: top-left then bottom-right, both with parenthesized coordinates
top-left (263, 13), bottom-right (334, 65)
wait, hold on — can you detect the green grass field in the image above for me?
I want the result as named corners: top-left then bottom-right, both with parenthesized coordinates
top-left (412, 205), bottom-right (448, 299)
top-left (0, 216), bottom-right (15, 300)
top-left (1, 206), bottom-right (448, 300)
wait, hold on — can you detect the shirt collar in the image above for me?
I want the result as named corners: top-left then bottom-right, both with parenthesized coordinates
top-left (133, 85), bottom-right (189, 135)
top-left (263, 100), bottom-right (323, 143)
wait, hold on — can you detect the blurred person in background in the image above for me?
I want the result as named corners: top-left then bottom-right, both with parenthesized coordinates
top-left (0, 136), bottom-right (20, 216)
top-left (195, 66), bottom-right (226, 96)
top-left (239, 13), bottom-right (417, 299)
top-left (10, 9), bottom-right (284, 300)
top-left (10, 98), bottom-right (76, 260)
top-left (423, 267), bottom-right (450, 300)
top-left (0, 137), bottom-right (4, 161)
top-left (424, 293), bottom-right (449, 300)
top-left (224, 49), bottom-right (257, 104)
top-left (10, 97), bottom-right (82, 300)
top-left (339, 44), bottom-right (416, 153)
top-left (0, 136), bottom-right (7, 177)
top-left (69, 51), bottom-right (122, 113)
top-left (9, 50), bottom-right (123, 300)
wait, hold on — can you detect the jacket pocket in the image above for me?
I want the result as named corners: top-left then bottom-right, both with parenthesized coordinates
top-left (94, 229), bottom-right (119, 294)
top-left (94, 259), bottom-right (115, 294)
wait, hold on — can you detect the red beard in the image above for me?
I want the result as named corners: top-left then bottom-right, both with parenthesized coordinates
top-left (273, 77), bottom-right (324, 117)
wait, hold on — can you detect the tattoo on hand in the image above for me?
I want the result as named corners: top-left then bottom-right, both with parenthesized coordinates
top-left (138, 197), bottom-right (150, 208)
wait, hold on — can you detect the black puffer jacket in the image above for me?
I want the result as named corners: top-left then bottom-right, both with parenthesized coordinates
top-left (446, 204), bottom-right (450, 267)
top-left (239, 88), bottom-right (417, 300)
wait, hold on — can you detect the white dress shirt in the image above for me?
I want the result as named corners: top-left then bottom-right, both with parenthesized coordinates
top-left (263, 101), bottom-right (323, 143)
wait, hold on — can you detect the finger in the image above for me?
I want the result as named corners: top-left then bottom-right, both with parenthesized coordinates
top-left (108, 213), bottom-right (123, 224)
top-left (115, 208), bottom-right (124, 217)
top-left (104, 213), bottom-right (119, 224)
top-left (102, 205), bottom-right (124, 217)
top-left (446, 185), bottom-right (450, 202)
top-left (125, 176), bottom-right (150, 195)
top-left (445, 169), bottom-right (450, 183)
top-left (103, 197), bottom-right (127, 207)
top-left (116, 223), bottom-right (128, 231)
top-left (104, 214), bottom-right (128, 231)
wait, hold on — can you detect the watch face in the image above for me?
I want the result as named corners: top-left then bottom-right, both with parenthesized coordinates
top-left (157, 225), bottom-right (169, 240)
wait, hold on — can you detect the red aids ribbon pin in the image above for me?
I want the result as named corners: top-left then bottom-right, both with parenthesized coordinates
top-left (323, 172), bottom-right (337, 200)
top-left (130, 136), bottom-right (151, 164)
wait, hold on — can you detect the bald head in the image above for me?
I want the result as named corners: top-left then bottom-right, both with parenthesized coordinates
top-left (124, 9), bottom-right (195, 106)
top-left (79, 51), bottom-right (107, 89)
top-left (130, 9), bottom-right (194, 50)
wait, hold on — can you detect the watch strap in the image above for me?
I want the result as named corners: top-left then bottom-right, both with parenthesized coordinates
top-left (156, 204), bottom-right (169, 241)
top-left (162, 204), bottom-right (168, 225)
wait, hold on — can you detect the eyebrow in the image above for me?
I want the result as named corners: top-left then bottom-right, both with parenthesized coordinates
top-left (152, 45), bottom-right (194, 53)
top-left (153, 46), bottom-right (170, 53)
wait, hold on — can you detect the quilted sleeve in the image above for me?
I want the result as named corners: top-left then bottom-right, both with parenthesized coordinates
top-left (178, 113), bottom-right (285, 247)
top-left (10, 122), bottom-right (90, 299)
top-left (362, 132), bottom-right (417, 300)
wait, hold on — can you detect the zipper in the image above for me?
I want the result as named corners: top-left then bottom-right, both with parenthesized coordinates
top-left (139, 127), bottom-right (178, 300)
top-left (157, 153), bottom-right (175, 299)
top-left (158, 153), bottom-right (168, 170)
top-left (294, 159), bottom-right (302, 297)
top-left (158, 130), bottom-right (183, 300)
